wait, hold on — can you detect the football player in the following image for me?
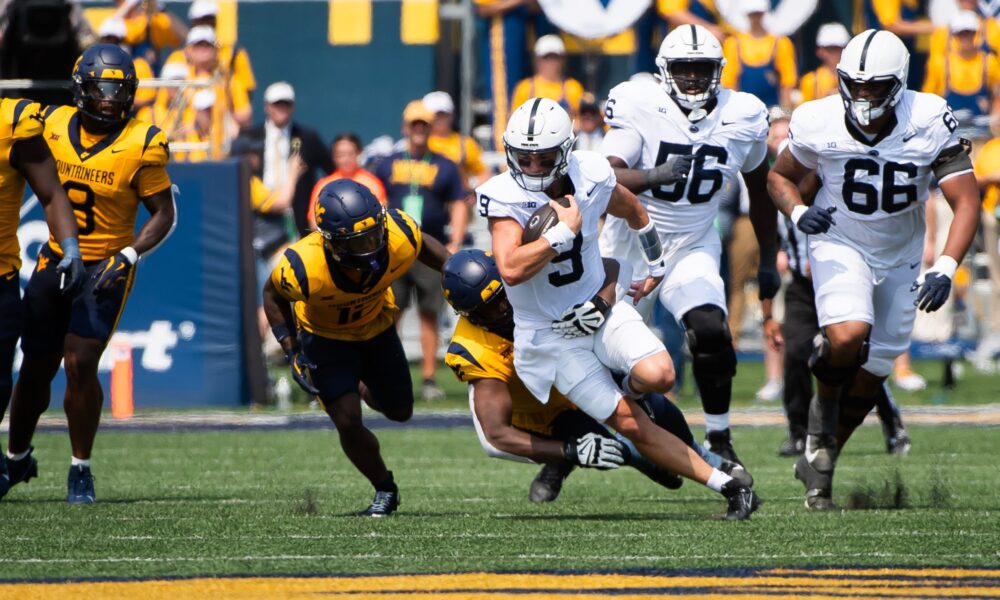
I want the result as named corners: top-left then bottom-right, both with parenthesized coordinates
top-left (479, 97), bottom-right (760, 520)
top-left (442, 249), bottom-right (751, 502)
top-left (0, 98), bottom-right (84, 498)
top-left (598, 25), bottom-right (781, 466)
top-left (4, 45), bottom-right (176, 505)
top-left (263, 179), bottom-right (450, 517)
top-left (768, 30), bottom-right (980, 509)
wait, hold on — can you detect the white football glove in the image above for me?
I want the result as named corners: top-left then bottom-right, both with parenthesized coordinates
top-left (552, 296), bottom-right (611, 338)
top-left (564, 433), bottom-right (627, 469)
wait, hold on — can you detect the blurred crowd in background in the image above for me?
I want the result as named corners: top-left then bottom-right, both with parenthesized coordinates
top-left (1, 0), bottom-right (998, 402)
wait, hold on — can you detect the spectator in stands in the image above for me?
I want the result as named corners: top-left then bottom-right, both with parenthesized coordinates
top-left (98, 17), bottom-right (156, 111)
top-left (797, 23), bottom-right (850, 105)
top-left (971, 133), bottom-right (1000, 370)
top-left (475, 0), bottom-right (550, 150)
top-left (242, 82), bottom-right (334, 235)
top-left (423, 90), bottom-right (490, 190)
top-left (657, 0), bottom-right (728, 41)
top-left (173, 89), bottom-right (215, 162)
top-left (864, 0), bottom-right (936, 84)
top-left (142, 61), bottom-right (189, 137)
top-left (929, 0), bottom-right (1000, 57)
top-left (162, 0), bottom-right (256, 98)
top-left (113, 0), bottom-right (187, 68)
top-left (511, 35), bottom-right (585, 119)
top-left (185, 25), bottom-right (252, 129)
top-left (376, 100), bottom-right (466, 401)
top-left (230, 135), bottom-right (305, 353)
top-left (721, 0), bottom-right (797, 110)
top-left (308, 133), bottom-right (387, 229)
top-left (923, 11), bottom-right (1000, 124)
top-left (573, 94), bottom-right (605, 151)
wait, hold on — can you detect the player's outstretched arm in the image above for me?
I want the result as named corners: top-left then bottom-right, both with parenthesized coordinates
top-left (263, 277), bottom-right (319, 395)
top-left (606, 184), bottom-right (666, 303)
top-left (768, 147), bottom-right (836, 235)
top-left (745, 159), bottom-right (781, 303)
top-left (936, 168), bottom-right (981, 269)
top-left (607, 155), bottom-right (693, 195)
top-left (472, 378), bottom-right (566, 463)
top-left (134, 187), bottom-right (177, 257)
top-left (417, 233), bottom-right (451, 272)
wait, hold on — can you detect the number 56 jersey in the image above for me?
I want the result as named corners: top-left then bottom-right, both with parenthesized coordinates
top-left (787, 91), bottom-right (963, 269)
top-left (602, 78), bottom-right (769, 237)
top-left (42, 105), bottom-right (171, 261)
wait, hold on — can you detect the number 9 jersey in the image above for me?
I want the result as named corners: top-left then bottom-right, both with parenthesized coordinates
top-left (601, 77), bottom-right (769, 237)
top-left (41, 105), bottom-right (171, 261)
top-left (787, 91), bottom-right (964, 269)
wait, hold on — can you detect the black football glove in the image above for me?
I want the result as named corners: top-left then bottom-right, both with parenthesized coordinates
top-left (913, 271), bottom-right (952, 312)
top-left (645, 154), bottom-right (694, 187)
top-left (55, 238), bottom-right (85, 296)
top-left (286, 349), bottom-right (320, 395)
top-left (564, 433), bottom-right (628, 469)
top-left (92, 252), bottom-right (134, 295)
top-left (794, 206), bottom-right (837, 235)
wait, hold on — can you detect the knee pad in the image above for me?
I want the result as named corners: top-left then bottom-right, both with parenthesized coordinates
top-left (808, 332), bottom-right (868, 386)
top-left (683, 305), bottom-right (736, 377)
top-left (839, 393), bottom-right (877, 431)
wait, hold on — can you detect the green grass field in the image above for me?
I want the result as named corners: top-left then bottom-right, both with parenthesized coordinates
top-left (0, 422), bottom-right (996, 581)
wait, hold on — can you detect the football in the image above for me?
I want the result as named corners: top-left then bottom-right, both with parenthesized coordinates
top-left (521, 196), bottom-right (571, 244)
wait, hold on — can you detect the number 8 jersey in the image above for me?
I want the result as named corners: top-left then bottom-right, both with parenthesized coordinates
top-left (787, 91), bottom-right (962, 269)
top-left (42, 105), bottom-right (171, 262)
top-left (601, 77), bottom-right (769, 237)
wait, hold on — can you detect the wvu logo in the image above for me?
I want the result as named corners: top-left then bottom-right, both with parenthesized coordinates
top-left (279, 267), bottom-right (293, 294)
top-left (48, 133), bottom-right (60, 142)
top-left (315, 203), bottom-right (326, 225)
top-left (36, 254), bottom-right (50, 272)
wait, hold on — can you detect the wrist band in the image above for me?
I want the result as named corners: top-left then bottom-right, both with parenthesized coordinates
top-left (790, 205), bottom-right (808, 226)
top-left (271, 324), bottom-right (292, 344)
top-left (542, 221), bottom-right (576, 252)
top-left (930, 255), bottom-right (958, 279)
top-left (58, 238), bottom-right (81, 259)
top-left (120, 246), bottom-right (139, 265)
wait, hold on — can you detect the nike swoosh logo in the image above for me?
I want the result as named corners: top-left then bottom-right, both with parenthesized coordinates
top-left (111, 149), bottom-right (126, 154)
top-left (910, 261), bottom-right (920, 269)
top-left (721, 120), bottom-right (736, 126)
top-left (587, 184), bottom-right (598, 197)
top-left (804, 446), bottom-right (820, 464)
top-left (902, 133), bottom-right (916, 142)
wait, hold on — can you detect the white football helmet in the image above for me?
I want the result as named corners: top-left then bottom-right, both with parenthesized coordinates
top-left (655, 24), bottom-right (725, 113)
top-left (503, 97), bottom-right (575, 192)
top-left (836, 29), bottom-right (909, 127)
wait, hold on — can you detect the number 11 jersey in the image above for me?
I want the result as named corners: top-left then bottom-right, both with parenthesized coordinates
top-left (42, 105), bottom-right (171, 261)
top-left (601, 78), bottom-right (769, 237)
top-left (787, 91), bottom-right (960, 269)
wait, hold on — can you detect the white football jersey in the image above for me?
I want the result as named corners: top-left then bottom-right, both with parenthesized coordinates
top-left (601, 78), bottom-right (769, 237)
top-left (477, 151), bottom-right (614, 331)
top-left (788, 91), bottom-right (961, 269)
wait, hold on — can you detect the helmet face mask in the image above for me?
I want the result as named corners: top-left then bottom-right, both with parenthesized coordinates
top-left (320, 213), bottom-right (388, 272)
top-left (503, 98), bottom-right (575, 193)
top-left (837, 72), bottom-right (902, 127)
top-left (463, 286), bottom-right (513, 332)
top-left (662, 59), bottom-right (722, 108)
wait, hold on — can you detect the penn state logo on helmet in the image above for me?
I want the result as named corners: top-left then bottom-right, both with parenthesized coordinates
top-left (441, 249), bottom-right (513, 335)
top-left (72, 44), bottom-right (138, 130)
top-left (315, 179), bottom-right (388, 272)
top-left (502, 97), bottom-right (575, 192)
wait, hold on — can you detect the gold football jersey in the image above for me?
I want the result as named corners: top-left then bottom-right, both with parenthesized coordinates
top-left (0, 98), bottom-right (44, 274)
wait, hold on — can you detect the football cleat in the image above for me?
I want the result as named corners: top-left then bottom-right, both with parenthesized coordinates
top-left (721, 479), bottom-right (761, 520)
top-left (887, 429), bottom-right (912, 456)
top-left (804, 434), bottom-right (838, 474)
top-left (778, 436), bottom-right (805, 457)
top-left (359, 489), bottom-right (399, 517)
top-left (794, 456), bottom-right (837, 511)
top-left (67, 465), bottom-right (96, 505)
top-left (720, 460), bottom-right (753, 488)
top-left (0, 448), bottom-right (39, 500)
top-left (529, 461), bottom-right (574, 503)
top-left (705, 428), bottom-right (742, 466)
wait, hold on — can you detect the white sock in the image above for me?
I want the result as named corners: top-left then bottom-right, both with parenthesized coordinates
top-left (70, 457), bottom-right (90, 469)
top-left (704, 412), bottom-right (730, 433)
top-left (705, 468), bottom-right (733, 492)
top-left (6, 449), bottom-right (28, 461)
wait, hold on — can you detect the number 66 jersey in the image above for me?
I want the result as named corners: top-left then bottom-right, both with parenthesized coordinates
top-left (787, 91), bottom-right (964, 269)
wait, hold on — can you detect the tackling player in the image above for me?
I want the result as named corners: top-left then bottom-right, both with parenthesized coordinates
top-left (768, 30), bottom-right (980, 509)
top-left (598, 25), bottom-right (781, 466)
top-left (0, 98), bottom-right (84, 498)
top-left (263, 179), bottom-right (450, 517)
top-left (480, 97), bottom-right (760, 520)
top-left (442, 249), bottom-right (751, 502)
top-left (4, 45), bottom-right (176, 505)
